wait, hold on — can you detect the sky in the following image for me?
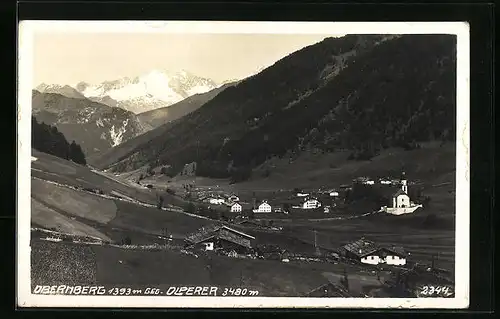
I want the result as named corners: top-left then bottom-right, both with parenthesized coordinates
top-left (32, 32), bottom-right (341, 86)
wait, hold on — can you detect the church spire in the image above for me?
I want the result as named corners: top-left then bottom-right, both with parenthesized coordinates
top-left (401, 171), bottom-right (408, 193)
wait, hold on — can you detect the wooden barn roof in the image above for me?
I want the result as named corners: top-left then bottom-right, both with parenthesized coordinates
top-left (342, 239), bottom-right (407, 258)
top-left (185, 224), bottom-right (255, 245)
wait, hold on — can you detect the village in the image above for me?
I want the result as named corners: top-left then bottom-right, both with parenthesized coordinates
top-left (139, 171), bottom-right (453, 297)
top-left (178, 171), bottom-right (425, 220)
top-left (35, 165), bottom-right (453, 297)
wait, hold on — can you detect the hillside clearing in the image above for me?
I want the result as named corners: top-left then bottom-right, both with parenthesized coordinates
top-left (31, 177), bottom-right (117, 223)
top-left (31, 150), bottom-right (159, 206)
top-left (31, 198), bottom-right (112, 241)
top-left (109, 200), bottom-right (212, 238)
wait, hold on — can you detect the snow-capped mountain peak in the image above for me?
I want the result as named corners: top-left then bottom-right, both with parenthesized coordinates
top-left (35, 83), bottom-right (87, 99)
top-left (72, 70), bottom-right (220, 114)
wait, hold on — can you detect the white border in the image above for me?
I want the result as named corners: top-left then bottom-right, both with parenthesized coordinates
top-left (17, 21), bottom-right (470, 308)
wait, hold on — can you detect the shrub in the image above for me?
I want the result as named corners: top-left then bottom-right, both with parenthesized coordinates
top-left (185, 202), bottom-right (196, 214)
top-left (122, 236), bottom-right (132, 245)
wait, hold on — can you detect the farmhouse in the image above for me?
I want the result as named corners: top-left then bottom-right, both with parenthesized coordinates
top-left (379, 179), bottom-right (392, 185)
top-left (302, 198), bottom-right (322, 209)
top-left (208, 197), bottom-right (225, 205)
top-left (253, 200), bottom-right (272, 213)
top-left (341, 238), bottom-right (408, 266)
top-left (228, 202), bottom-right (242, 213)
top-left (185, 224), bottom-right (255, 254)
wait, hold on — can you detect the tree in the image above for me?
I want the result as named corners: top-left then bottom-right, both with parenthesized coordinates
top-left (32, 116), bottom-right (88, 164)
top-left (69, 140), bottom-right (87, 165)
top-left (340, 268), bottom-right (350, 291)
top-left (122, 236), bottom-right (132, 245)
top-left (157, 195), bottom-right (164, 209)
top-left (186, 202), bottom-right (196, 214)
top-left (147, 166), bottom-right (154, 176)
top-left (282, 203), bottom-right (291, 213)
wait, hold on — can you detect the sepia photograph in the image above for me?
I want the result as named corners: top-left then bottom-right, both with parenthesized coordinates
top-left (17, 21), bottom-right (470, 308)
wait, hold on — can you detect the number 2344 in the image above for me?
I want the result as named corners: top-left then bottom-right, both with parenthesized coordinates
top-left (420, 285), bottom-right (453, 297)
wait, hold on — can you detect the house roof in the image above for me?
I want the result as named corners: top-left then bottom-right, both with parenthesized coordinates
top-left (342, 239), bottom-right (379, 257)
top-left (225, 202), bottom-right (241, 207)
top-left (185, 224), bottom-right (255, 244)
top-left (185, 224), bottom-right (223, 244)
top-left (342, 239), bottom-right (407, 258)
top-left (220, 226), bottom-right (255, 240)
top-left (392, 189), bottom-right (408, 197)
top-left (381, 246), bottom-right (406, 257)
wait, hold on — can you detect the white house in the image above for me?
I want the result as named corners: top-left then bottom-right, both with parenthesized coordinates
top-left (329, 191), bottom-right (339, 197)
top-left (302, 198), bottom-right (322, 209)
top-left (359, 249), bottom-right (407, 266)
top-left (364, 180), bottom-right (375, 185)
top-left (253, 201), bottom-right (272, 213)
top-left (229, 203), bottom-right (242, 213)
top-left (209, 198), bottom-right (225, 205)
top-left (342, 239), bottom-right (407, 266)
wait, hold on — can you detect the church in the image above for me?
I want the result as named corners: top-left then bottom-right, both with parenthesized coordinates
top-left (381, 172), bottom-right (423, 215)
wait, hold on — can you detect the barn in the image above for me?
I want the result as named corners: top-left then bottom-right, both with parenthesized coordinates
top-left (185, 224), bottom-right (256, 254)
top-left (341, 238), bottom-right (408, 266)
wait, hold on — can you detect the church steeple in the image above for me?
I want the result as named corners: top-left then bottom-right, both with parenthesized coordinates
top-left (401, 171), bottom-right (408, 194)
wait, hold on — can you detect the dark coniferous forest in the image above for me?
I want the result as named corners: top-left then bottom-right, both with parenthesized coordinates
top-left (32, 116), bottom-right (87, 165)
top-left (93, 34), bottom-right (456, 182)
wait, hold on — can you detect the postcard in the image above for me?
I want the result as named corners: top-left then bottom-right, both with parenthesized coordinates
top-left (17, 21), bottom-right (470, 308)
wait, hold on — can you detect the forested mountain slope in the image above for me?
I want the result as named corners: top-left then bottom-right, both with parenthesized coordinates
top-left (137, 81), bottom-right (238, 130)
top-left (32, 91), bottom-right (148, 157)
top-left (93, 34), bottom-right (456, 181)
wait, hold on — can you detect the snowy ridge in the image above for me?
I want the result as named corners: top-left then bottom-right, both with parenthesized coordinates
top-left (73, 70), bottom-right (219, 114)
top-left (35, 83), bottom-right (87, 99)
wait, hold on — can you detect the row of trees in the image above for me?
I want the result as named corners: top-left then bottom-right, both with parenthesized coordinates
top-left (32, 116), bottom-right (86, 165)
